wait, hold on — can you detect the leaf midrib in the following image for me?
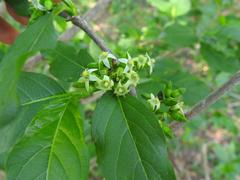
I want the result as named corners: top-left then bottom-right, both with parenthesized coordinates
top-left (51, 49), bottom-right (85, 69)
top-left (117, 97), bottom-right (149, 180)
top-left (45, 100), bottom-right (70, 180)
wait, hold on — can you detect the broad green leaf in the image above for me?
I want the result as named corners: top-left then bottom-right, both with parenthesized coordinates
top-left (0, 14), bottom-right (57, 127)
top-left (46, 42), bottom-right (94, 82)
top-left (148, 0), bottom-right (191, 17)
top-left (201, 43), bottom-right (240, 73)
top-left (92, 93), bottom-right (176, 180)
top-left (0, 72), bottom-right (65, 161)
top-left (5, 0), bottom-right (30, 16)
top-left (163, 23), bottom-right (197, 48)
top-left (6, 98), bottom-right (89, 180)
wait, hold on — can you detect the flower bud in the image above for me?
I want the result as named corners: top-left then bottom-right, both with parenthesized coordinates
top-left (170, 111), bottom-right (186, 122)
top-left (171, 89), bottom-right (181, 98)
top-left (44, 0), bottom-right (53, 10)
top-left (82, 69), bottom-right (89, 78)
top-left (163, 97), bottom-right (178, 106)
top-left (164, 89), bottom-right (172, 98)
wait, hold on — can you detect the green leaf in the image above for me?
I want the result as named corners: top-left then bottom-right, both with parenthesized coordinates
top-left (0, 72), bottom-right (65, 161)
top-left (0, 14), bottom-right (57, 127)
top-left (211, 115), bottom-right (238, 134)
top-left (6, 98), bottom-right (89, 180)
top-left (5, 0), bottom-right (30, 16)
top-left (18, 72), bottom-right (65, 104)
top-left (138, 60), bottom-right (210, 105)
top-left (92, 93), bottom-right (176, 180)
top-left (47, 42), bottom-right (94, 82)
top-left (148, 0), bottom-right (191, 17)
top-left (0, 49), bottom-right (4, 61)
top-left (163, 23), bottom-right (197, 48)
top-left (201, 43), bottom-right (240, 73)
top-left (217, 21), bottom-right (240, 42)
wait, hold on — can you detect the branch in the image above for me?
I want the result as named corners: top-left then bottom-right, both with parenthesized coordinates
top-left (171, 71), bottom-right (240, 130)
top-left (59, 0), bottom-right (112, 41)
top-left (24, 0), bottom-right (112, 70)
top-left (186, 71), bottom-right (240, 118)
top-left (60, 12), bottom-right (112, 53)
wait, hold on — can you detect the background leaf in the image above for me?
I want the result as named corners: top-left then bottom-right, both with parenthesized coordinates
top-left (148, 0), bottom-right (191, 17)
top-left (201, 43), bottom-right (240, 73)
top-left (92, 93), bottom-right (176, 180)
top-left (163, 23), bottom-right (197, 48)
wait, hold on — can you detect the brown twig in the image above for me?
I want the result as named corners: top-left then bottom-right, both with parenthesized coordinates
top-left (60, 12), bottom-right (112, 53)
top-left (59, 0), bottom-right (112, 42)
top-left (171, 71), bottom-right (240, 130)
top-left (186, 71), bottom-right (240, 119)
top-left (202, 144), bottom-right (211, 180)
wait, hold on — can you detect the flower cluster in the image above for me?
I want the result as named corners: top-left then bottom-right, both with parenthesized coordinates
top-left (144, 82), bottom-right (186, 137)
top-left (146, 82), bottom-right (186, 121)
top-left (77, 52), bottom-right (155, 96)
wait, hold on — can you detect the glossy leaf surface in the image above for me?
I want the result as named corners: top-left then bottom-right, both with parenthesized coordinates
top-left (47, 42), bottom-right (94, 82)
top-left (6, 98), bottom-right (89, 180)
top-left (0, 72), bottom-right (65, 160)
top-left (92, 93), bottom-right (176, 180)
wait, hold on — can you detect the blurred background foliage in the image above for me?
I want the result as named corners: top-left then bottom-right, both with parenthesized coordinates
top-left (1, 0), bottom-right (240, 179)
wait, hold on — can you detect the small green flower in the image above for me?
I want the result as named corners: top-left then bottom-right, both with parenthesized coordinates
top-left (78, 69), bottom-right (98, 91)
top-left (135, 55), bottom-right (147, 69)
top-left (96, 75), bottom-right (114, 91)
top-left (126, 71), bottom-right (140, 87)
top-left (146, 53), bottom-right (155, 74)
top-left (118, 53), bottom-right (135, 73)
top-left (148, 93), bottom-right (160, 111)
top-left (172, 102), bottom-right (184, 114)
top-left (114, 67), bottom-right (124, 81)
top-left (114, 82), bottom-right (130, 96)
top-left (99, 52), bottom-right (116, 69)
